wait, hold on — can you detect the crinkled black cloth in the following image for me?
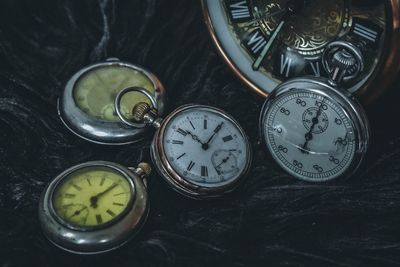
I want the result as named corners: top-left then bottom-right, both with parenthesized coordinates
top-left (0, 1), bottom-right (399, 266)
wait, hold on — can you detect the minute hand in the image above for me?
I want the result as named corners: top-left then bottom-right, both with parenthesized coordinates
top-left (252, 20), bottom-right (286, 71)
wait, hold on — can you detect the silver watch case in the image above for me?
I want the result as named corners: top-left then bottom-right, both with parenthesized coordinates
top-left (259, 77), bottom-right (370, 181)
top-left (58, 59), bottom-right (166, 145)
top-left (150, 104), bottom-right (252, 199)
top-left (38, 161), bottom-right (149, 254)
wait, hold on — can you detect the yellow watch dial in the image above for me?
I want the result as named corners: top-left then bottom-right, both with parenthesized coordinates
top-left (73, 65), bottom-right (155, 122)
top-left (52, 166), bottom-right (133, 228)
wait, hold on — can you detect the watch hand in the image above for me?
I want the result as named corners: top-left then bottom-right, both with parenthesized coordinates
top-left (252, 0), bottom-right (306, 70)
top-left (69, 206), bottom-right (87, 218)
top-left (90, 183), bottom-right (118, 208)
top-left (203, 122), bottom-right (224, 150)
top-left (217, 156), bottom-right (230, 168)
top-left (186, 130), bottom-right (206, 146)
top-left (300, 99), bottom-right (326, 153)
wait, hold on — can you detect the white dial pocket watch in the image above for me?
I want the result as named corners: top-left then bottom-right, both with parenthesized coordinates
top-left (58, 58), bottom-right (166, 145)
top-left (260, 41), bottom-right (370, 182)
top-left (114, 88), bottom-right (252, 199)
top-left (39, 161), bottom-right (151, 254)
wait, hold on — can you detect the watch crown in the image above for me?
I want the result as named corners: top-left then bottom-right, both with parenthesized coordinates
top-left (332, 50), bottom-right (356, 71)
top-left (136, 162), bottom-right (152, 177)
top-left (132, 102), bottom-right (152, 122)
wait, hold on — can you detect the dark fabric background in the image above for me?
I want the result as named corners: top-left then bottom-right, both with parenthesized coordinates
top-left (0, 0), bottom-right (399, 266)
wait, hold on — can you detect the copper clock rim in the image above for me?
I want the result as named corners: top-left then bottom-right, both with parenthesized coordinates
top-left (201, 0), bottom-right (400, 105)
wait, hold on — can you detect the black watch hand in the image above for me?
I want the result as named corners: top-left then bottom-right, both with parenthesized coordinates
top-left (300, 100), bottom-right (325, 153)
top-left (203, 122), bottom-right (224, 150)
top-left (90, 183), bottom-right (118, 208)
top-left (217, 156), bottom-right (230, 168)
top-left (186, 130), bottom-right (205, 146)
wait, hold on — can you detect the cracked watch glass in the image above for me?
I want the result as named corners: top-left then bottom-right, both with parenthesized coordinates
top-left (115, 88), bottom-right (252, 199)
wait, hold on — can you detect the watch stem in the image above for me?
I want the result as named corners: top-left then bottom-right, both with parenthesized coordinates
top-left (330, 50), bottom-right (356, 85)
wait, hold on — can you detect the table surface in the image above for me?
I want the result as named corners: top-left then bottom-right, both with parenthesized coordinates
top-left (0, 1), bottom-right (399, 266)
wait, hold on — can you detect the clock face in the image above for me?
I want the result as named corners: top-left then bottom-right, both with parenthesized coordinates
top-left (52, 166), bottom-right (133, 228)
top-left (261, 89), bottom-right (358, 181)
top-left (162, 106), bottom-right (250, 188)
top-left (203, 0), bottom-right (387, 96)
top-left (73, 64), bottom-right (156, 122)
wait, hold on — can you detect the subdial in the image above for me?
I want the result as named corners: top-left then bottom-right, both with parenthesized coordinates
top-left (302, 107), bottom-right (329, 134)
top-left (61, 204), bottom-right (89, 225)
top-left (211, 149), bottom-right (239, 176)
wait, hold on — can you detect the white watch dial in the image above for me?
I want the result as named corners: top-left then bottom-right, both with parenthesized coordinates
top-left (262, 90), bottom-right (357, 181)
top-left (162, 107), bottom-right (250, 187)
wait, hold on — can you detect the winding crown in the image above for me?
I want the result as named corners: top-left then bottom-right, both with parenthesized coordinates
top-left (132, 102), bottom-right (152, 122)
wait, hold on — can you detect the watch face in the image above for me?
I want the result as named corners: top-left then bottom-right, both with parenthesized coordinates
top-left (73, 64), bottom-right (156, 122)
top-left (204, 0), bottom-right (387, 96)
top-left (161, 106), bottom-right (250, 188)
top-left (261, 89), bottom-right (359, 181)
top-left (52, 166), bottom-right (133, 229)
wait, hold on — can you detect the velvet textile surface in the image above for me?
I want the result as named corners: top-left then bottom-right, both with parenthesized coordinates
top-left (0, 0), bottom-right (400, 266)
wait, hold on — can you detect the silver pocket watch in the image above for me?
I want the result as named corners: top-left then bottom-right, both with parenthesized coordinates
top-left (115, 88), bottom-right (252, 199)
top-left (58, 58), bottom-right (166, 145)
top-left (39, 161), bottom-right (151, 254)
top-left (260, 41), bottom-right (370, 182)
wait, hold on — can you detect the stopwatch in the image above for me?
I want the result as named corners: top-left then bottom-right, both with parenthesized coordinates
top-left (114, 88), bottom-right (252, 199)
top-left (58, 58), bottom-right (166, 145)
top-left (260, 41), bottom-right (370, 182)
top-left (39, 161), bottom-right (151, 254)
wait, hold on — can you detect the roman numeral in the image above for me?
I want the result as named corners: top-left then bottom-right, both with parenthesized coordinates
top-left (350, 18), bottom-right (382, 46)
top-left (204, 119), bottom-right (207, 130)
top-left (228, 0), bottom-right (252, 22)
top-left (244, 29), bottom-right (267, 56)
top-left (187, 161), bottom-right (195, 171)
top-left (176, 128), bottom-right (187, 136)
top-left (201, 166), bottom-right (208, 177)
top-left (309, 61), bottom-right (321, 76)
top-left (113, 202), bottom-right (124, 206)
top-left (64, 193), bottom-right (75, 199)
top-left (222, 135), bottom-right (233, 142)
top-left (100, 177), bottom-right (105, 186)
top-left (353, 22), bottom-right (378, 43)
top-left (86, 178), bottom-right (92, 186)
top-left (189, 120), bottom-right (196, 130)
top-left (177, 153), bottom-right (186, 160)
top-left (279, 54), bottom-right (292, 78)
top-left (172, 140), bottom-right (184, 145)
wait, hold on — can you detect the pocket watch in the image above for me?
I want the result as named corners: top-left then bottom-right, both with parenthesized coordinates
top-left (260, 41), bottom-right (370, 182)
top-left (58, 58), bottom-right (166, 145)
top-left (39, 161), bottom-right (151, 254)
top-left (115, 88), bottom-right (252, 199)
top-left (202, 0), bottom-right (400, 103)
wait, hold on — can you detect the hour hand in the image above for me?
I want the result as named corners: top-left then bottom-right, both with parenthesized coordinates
top-left (186, 130), bottom-right (205, 146)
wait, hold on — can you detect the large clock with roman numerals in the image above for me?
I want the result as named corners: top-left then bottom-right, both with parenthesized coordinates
top-left (202, 0), bottom-right (400, 103)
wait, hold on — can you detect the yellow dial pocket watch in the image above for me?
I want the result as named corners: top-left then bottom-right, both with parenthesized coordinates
top-left (39, 161), bottom-right (151, 254)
